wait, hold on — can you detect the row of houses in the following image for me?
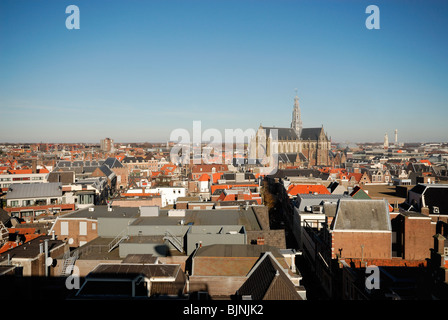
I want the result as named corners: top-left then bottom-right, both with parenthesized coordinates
top-left (0, 201), bottom-right (304, 300)
top-left (286, 179), bottom-right (448, 299)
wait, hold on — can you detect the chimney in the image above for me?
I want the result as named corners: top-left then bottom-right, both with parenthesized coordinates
top-left (434, 234), bottom-right (446, 255)
top-left (421, 206), bottom-right (430, 216)
top-left (44, 239), bottom-right (49, 277)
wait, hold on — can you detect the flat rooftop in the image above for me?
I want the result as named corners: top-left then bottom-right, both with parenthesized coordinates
top-left (130, 208), bottom-right (262, 231)
top-left (362, 185), bottom-right (407, 203)
top-left (60, 206), bottom-right (140, 219)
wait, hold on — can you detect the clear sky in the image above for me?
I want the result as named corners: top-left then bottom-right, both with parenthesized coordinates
top-left (1, 0), bottom-right (447, 144)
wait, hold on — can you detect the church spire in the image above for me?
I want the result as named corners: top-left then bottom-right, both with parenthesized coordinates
top-left (291, 89), bottom-right (302, 138)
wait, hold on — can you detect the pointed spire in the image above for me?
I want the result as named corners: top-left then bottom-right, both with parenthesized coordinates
top-left (291, 89), bottom-right (302, 138)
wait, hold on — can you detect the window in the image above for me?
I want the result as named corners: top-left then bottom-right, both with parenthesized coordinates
top-left (92, 223), bottom-right (96, 230)
top-left (61, 221), bottom-right (69, 235)
top-left (79, 221), bottom-right (87, 235)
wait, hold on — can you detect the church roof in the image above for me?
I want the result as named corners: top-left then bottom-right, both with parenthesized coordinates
top-left (260, 126), bottom-right (328, 141)
top-left (261, 127), bottom-right (299, 140)
top-left (300, 127), bottom-right (326, 140)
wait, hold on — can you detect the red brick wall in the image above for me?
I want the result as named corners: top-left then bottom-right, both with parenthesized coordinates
top-left (403, 216), bottom-right (434, 260)
top-left (343, 258), bottom-right (427, 268)
top-left (333, 231), bottom-right (391, 259)
top-left (112, 167), bottom-right (129, 188)
top-left (53, 218), bottom-right (98, 247)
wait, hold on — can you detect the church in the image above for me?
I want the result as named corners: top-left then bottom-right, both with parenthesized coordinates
top-left (249, 94), bottom-right (332, 167)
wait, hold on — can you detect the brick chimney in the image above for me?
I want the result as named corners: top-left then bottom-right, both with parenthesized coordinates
top-left (434, 234), bottom-right (446, 255)
top-left (421, 206), bottom-right (430, 216)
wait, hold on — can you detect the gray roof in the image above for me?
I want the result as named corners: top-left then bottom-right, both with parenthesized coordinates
top-left (300, 127), bottom-right (326, 141)
top-left (98, 164), bottom-right (115, 179)
top-left (332, 199), bottom-right (391, 231)
top-left (6, 182), bottom-right (63, 199)
top-left (278, 153), bottom-right (307, 163)
top-left (131, 208), bottom-right (261, 231)
top-left (56, 160), bottom-right (104, 168)
top-left (261, 127), bottom-right (299, 141)
top-left (59, 206), bottom-right (262, 231)
top-left (295, 193), bottom-right (351, 212)
top-left (61, 205), bottom-right (140, 219)
top-left (104, 157), bottom-right (124, 168)
top-left (193, 244), bottom-right (283, 258)
top-left (237, 252), bottom-right (302, 300)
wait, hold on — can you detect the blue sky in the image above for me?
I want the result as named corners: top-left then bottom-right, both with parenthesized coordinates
top-left (1, 0), bottom-right (447, 143)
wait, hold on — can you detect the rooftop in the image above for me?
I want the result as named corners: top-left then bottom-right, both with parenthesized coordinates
top-left (193, 244), bottom-right (284, 258)
top-left (60, 205), bottom-right (140, 219)
top-left (6, 182), bottom-right (63, 199)
top-left (332, 199), bottom-right (391, 232)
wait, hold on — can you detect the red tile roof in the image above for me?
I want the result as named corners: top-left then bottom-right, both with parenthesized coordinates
top-left (348, 173), bottom-right (363, 183)
top-left (198, 173), bottom-right (210, 182)
top-left (287, 184), bottom-right (330, 196)
top-left (7, 169), bottom-right (32, 174)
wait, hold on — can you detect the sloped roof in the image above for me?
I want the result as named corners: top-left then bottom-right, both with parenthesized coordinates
top-left (300, 127), bottom-right (326, 141)
top-left (237, 252), bottom-right (302, 300)
top-left (278, 153), bottom-right (304, 163)
top-left (261, 127), bottom-right (299, 141)
top-left (350, 186), bottom-right (371, 199)
top-left (104, 157), bottom-right (124, 168)
top-left (79, 263), bottom-right (186, 297)
top-left (198, 173), bottom-right (210, 182)
top-left (98, 164), bottom-right (115, 178)
top-left (268, 168), bottom-right (326, 179)
top-left (332, 199), bottom-right (391, 232)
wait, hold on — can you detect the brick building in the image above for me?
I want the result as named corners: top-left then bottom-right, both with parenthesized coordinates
top-left (330, 199), bottom-right (392, 260)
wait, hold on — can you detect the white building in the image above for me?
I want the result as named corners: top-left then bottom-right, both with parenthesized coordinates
top-left (0, 172), bottom-right (48, 190)
top-left (126, 187), bottom-right (186, 207)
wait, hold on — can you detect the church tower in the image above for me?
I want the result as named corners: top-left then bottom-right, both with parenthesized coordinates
top-left (384, 133), bottom-right (389, 149)
top-left (291, 91), bottom-right (302, 138)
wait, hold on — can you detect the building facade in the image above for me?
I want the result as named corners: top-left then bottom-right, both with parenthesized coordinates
top-left (250, 94), bottom-right (331, 167)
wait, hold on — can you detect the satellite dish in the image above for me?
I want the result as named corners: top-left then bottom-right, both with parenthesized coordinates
top-left (46, 257), bottom-right (53, 267)
top-left (68, 238), bottom-right (74, 244)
